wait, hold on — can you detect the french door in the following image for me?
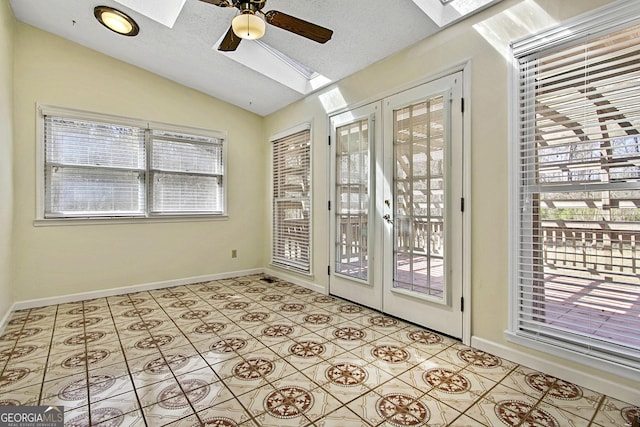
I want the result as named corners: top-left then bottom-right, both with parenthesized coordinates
top-left (330, 73), bottom-right (464, 339)
top-left (329, 102), bottom-right (383, 310)
top-left (382, 73), bottom-right (464, 338)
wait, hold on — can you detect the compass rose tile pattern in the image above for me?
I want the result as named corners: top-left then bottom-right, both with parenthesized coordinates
top-left (0, 274), bottom-right (636, 426)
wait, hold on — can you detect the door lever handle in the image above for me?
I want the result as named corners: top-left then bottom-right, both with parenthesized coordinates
top-left (383, 214), bottom-right (393, 224)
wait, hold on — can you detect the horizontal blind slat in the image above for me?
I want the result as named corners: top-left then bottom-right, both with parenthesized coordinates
top-left (515, 15), bottom-right (640, 366)
top-left (43, 111), bottom-right (226, 218)
top-left (272, 128), bottom-right (311, 273)
top-left (150, 129), bottom-right (224, 214)
top-left (44, 115), bottom-right (146, 217)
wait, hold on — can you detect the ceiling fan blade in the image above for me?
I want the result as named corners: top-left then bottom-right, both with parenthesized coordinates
top-left (264, 10), bottom-right (333, 44)
top-left (198, 0), bottom-right (232, 7)
top-left (218, 26), bottom-right (241, 51)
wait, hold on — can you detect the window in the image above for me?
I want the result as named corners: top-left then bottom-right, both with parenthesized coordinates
top-left (334, 118), bottom-right (370, 280)
top-left (40, 106), bottom-right (226, 219)
top-left (271, 125), bottom-right (312, 273)
top-left (149, 130), bottom-right (224, 215)
top-left (509, 0), bottom-right (640, 372)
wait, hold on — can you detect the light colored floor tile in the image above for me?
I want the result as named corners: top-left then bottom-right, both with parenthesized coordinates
top-left (0, 365), bottom-right (46, 392)
top-left (89, 375), bottom-right (135, 403)
top-left (499, 365), bottom-right (554, 399)
top-left (396, 362), bottom-right (439, 391)
top-left (234, 383), bottom-right (276, 417)
top-left (136, 377), bottom-right (182, 408)
top-left (539, 378), bottom-right (602, 420)
top-left (461, 357), bottom-right (516, 384)
top-left (252, 411), bottom-right (313, 427)
top-left (0, 274), bottom-right (636, 427)
top-left (426, 368), bottom-right (497, 412)
top-left (90, 390), bottom-right (141, 417)
top-left (591, 396), bottom-right (639, 427)
top-left (269, 370), bottom-right (325, 391)
top-left (186, 380), bottom-right (235, 412)
top-left (0, 384), bottom-right (41, 406)
top-left (530, 400), bottom-right (591, 427)
top-left (197, 397), bottom-right (254, 424)
top-left (62, 405), bottom-right (91, 426)
top-left (142, 400), bottom-right (196, 426)
top-left (161, 414), bottom-right (201, 427)
top-left (448, 414), bottom-right (489, 426)
top-left (168, 354), bottom-right (211, 376)
top-left (313, 406), bottom-right (375, 427)
top-left (174, 366), bottom-right (220, 389)
top-left (200, 347), bottom-right (244, 367)
top-left (41, 378), bottom-right (86, 405)
top-left (370, 377), bottom-right (425, 399)
top-left (465, 385), bottom-right (540, 427)
top-left (286, 339), bottom-right (335, 362)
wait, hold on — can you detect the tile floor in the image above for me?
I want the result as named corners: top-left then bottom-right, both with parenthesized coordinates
top-left (0, 274), bottom-right (638, 426)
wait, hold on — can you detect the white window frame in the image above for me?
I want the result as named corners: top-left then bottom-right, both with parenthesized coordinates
top-left (270, 122), bottom-right (313, 275)
top-left (507, 0), bottom-right (640, 377)
top-left (36, 104), bottom-right (228, 224)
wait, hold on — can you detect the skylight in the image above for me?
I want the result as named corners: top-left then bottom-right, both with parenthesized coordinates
top-left (114, 0), bottom-right (186, 29)
top-left (216, 38), bottom-right (332, 95)
top-left (256, 41), bottom-right (318, 80)
top-left (446, 0), bottom-right (499, 15)
top-left (413, 0), bottom-right (502, 28)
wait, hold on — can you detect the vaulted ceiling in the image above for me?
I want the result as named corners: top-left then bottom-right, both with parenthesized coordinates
top-left (9, 0), bottom-right (500, 116)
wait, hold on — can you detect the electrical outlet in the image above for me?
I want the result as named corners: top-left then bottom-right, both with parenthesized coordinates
top-left (231, 249), bottom-right (237, 258)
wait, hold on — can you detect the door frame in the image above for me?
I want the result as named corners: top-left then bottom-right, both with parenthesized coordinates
top-left (326, 62), bottom-right (472, 346)
top-left (382, 73), bottom-right (464, 339)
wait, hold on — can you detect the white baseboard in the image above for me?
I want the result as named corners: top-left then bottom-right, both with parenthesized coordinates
top-left (471, 336), bottom-right (640, 405)
top-left (264, 267), bottom-right (326, 294)
top-left (0, 301), bottom-right (18, 335)
top-left (0, 267), bottom-right (324, 335)
top-left (11, 268), bottom-right (264, 312)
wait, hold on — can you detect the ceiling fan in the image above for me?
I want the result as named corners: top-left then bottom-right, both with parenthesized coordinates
top-left (199, 0), bottom-right (333, 51)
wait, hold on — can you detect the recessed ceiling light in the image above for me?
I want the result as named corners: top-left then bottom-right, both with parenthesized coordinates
top-left (94, 6), bottom-right (139, 36)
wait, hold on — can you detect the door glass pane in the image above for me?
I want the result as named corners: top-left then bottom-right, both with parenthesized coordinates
top-left (335, 119), bottom-right (369, 280)
top-left (394, 96), bottom-right (446, 299)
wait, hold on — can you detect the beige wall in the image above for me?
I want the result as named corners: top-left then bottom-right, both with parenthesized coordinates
top-left (11, 23), bottom-right (267, 301)
top-left (264, 0), bottom-right (638, 395)
top-left (3, 0), bottom-right (637, 400)
top-left (0, 1), bottom-right (15, 319)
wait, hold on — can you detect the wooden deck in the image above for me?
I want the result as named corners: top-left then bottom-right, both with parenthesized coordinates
top-left (527, 221), bottom-right (640, 348)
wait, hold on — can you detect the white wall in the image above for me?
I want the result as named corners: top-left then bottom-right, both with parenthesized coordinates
top-left (264, 0), bottom-right (639, 400)
top-left (11, 23), bottom-right (267, 302)
top-left (0, 0), bottom-right (15, 321)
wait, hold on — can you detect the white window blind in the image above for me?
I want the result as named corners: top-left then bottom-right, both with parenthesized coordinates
top-left (272, 127), bottom-right (311, 273)
top-left (42, 107), bottom-right (226, 219)
top-left (44, 116), bottom-right (146, 217)
top-left (511, 1), bottom-right (640, 369)
top-left (150, 130), bottom-right (224, 214)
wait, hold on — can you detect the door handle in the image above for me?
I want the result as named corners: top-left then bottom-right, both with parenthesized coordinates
top-left (383, 214), bottom-right (393, 224)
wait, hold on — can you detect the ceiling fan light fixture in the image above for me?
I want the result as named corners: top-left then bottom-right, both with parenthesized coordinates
top-left (94, 6), bottom-right (139, 36)
top-left (231, 11), bottom-right (265, 40)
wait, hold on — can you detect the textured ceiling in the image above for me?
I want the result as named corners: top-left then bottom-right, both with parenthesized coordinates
top-left (9, 0), bottom-right (493, 116)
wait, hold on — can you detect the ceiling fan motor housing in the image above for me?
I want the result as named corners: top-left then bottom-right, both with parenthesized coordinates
top-left (201, 0), bottom-right (333, 51)
top-left (233, 0), bottom-right (266, 11)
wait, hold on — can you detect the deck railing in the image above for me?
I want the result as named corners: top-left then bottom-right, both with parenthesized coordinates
top-left (541, 220), bottom-right (639, 274)
top-left (338, 217), bottom-right (639, 274)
